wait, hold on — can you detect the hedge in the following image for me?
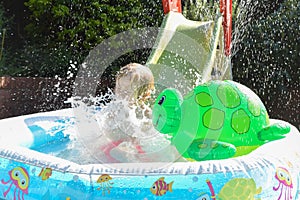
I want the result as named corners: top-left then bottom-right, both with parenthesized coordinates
top-left (1, 0), bottom-right (163, 77)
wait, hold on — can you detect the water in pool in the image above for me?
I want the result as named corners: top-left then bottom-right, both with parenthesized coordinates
top-left (25, 92), bottom-right (182, 165)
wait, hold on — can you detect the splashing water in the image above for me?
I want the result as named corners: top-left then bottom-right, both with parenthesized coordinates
top-left (52, 2), bottom-right (231, 164)
top-left (58, 89), bottom-right (181, 164)
top-left (231, 0), bottom-right (299, 127)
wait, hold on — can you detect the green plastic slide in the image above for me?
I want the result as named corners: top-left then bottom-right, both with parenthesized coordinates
top-left (147, 11), bottom-right (231, 94)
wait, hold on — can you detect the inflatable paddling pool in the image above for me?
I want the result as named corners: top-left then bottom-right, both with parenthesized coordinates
top-left (0, 1), bottom-right (299, 199)
top-left (0, 108), bottom-right (300, 200)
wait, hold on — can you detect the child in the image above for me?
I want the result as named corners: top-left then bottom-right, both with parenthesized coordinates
top-left (94, 63), bottom-right (155, 162)
top-left (115, 63), bottom-right (155, 102)
top-left (98, 63), bottom-right (182, 163)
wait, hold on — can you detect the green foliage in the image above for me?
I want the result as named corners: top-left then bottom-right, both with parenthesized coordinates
top-left (232, 0), bottom-right (300, 89)
top-left (3, 42), bottom-right (81, 77)
top-left (25, 0), bottom-right (162, 51)
top-left (183, 0), bottom-right (219, 21)
top-left (182, 0), bottom-right (241, 22)
top-left (25, 0), bottom-right (140, 50)
top-left (3, 0), bottom-right (163, 77)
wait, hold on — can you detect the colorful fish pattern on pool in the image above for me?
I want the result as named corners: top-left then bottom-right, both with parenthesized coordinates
top-left (150, 177), bottom-right (173, 196)
top-left (38, 167), bottom-right (52, 181)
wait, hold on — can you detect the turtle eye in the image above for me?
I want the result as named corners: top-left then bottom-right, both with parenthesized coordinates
top-left (158, 95), bottom-right (166, 105)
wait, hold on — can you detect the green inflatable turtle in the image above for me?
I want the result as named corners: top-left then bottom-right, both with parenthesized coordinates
top-left (152, 80), bottom-right (290, 161)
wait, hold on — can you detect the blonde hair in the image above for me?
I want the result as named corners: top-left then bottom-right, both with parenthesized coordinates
top-left (115, 63), bottom-right (154, 103)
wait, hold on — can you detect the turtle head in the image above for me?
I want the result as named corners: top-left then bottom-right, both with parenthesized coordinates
top-left (152, 88), bottom-right (183, 135)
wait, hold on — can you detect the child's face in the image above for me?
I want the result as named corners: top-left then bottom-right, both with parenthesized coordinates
top-left (115, 64), bottom-right (154, 102)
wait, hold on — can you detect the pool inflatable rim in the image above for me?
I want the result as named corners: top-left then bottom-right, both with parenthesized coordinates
top-left (0, 108), bottom-right (299, 176)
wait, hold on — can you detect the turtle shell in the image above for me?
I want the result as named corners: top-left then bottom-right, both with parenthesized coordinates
top-left (218, 178), bottom-right (262, 200)
top-left (179, 80), bottom-right (269, 147)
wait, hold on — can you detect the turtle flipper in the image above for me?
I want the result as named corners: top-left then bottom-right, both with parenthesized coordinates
top-left (258, 121), bottom-right (290, 141)
top-left (186, 139), bottom-right (236, 161)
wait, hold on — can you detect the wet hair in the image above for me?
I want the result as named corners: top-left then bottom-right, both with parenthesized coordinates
top-left (115, 63), bottom-right (154, 103)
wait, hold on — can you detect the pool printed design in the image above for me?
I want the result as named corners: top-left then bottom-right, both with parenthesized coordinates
top-left (0, 159), bottom-right (299, 199)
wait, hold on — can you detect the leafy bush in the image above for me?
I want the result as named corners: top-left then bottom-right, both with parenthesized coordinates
top-left (232, 0), bottom-right (300, 89)
top-left (26, 1), bottom-right (139, 50)
top-left (183, 0), bottom-right (219, 21)
top-left (3, 0), bottom-right (163, 77)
